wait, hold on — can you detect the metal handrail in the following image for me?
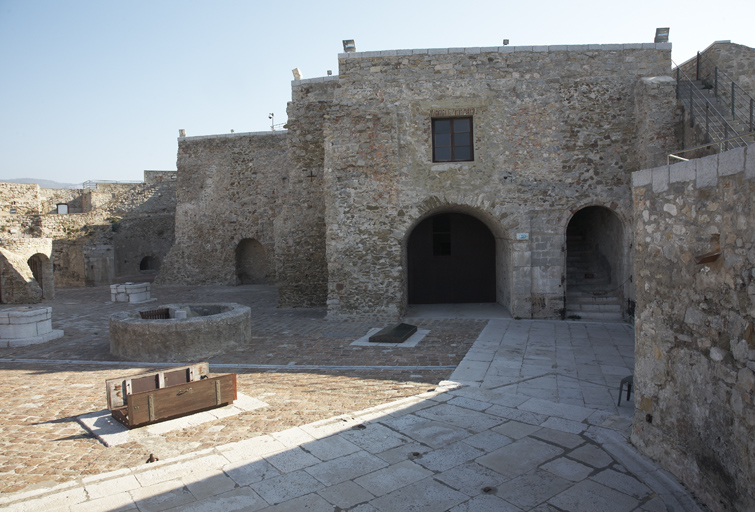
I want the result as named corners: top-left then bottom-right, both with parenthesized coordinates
top-left (695, 51), bottom-right (755, 133)
top-left (667, 131), bottom-right (755, 164)
top-left (674, 62), bottom-right (748, 151)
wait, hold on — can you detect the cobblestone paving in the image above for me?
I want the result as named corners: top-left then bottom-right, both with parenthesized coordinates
top-left (0, 284), bottom-right (485, 494)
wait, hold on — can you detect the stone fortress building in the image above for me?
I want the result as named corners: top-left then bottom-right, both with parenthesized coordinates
top-left (158, 39), bottom-right (684, 323)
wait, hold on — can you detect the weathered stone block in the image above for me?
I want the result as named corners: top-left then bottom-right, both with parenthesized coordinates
top-left (652, 166), bottom-right (669, 193)
top-left (669, 159), bottom-right (696, 183)
top-left (696, 154), bottom-right (718, 188)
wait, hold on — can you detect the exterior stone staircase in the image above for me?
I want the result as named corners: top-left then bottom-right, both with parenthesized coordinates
top-left (678, 79), bottom-right (755, 147)
top-left (675, 53), bottom-right (755, 153)
top-left (565, 235), bottom-right (623, 322)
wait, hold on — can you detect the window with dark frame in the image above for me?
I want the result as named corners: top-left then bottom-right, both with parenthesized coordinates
top-left (432, 117), bottom-right (473, 162)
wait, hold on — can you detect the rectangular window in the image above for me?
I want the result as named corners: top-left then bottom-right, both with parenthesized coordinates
top-left (432, 117), bottom-right (473, 162)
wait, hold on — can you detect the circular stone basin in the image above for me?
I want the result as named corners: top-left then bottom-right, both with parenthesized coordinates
top-left (109, 303), bottom-right (251, 362)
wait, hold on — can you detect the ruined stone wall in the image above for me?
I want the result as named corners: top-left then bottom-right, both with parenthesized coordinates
top-left (323, 43), bottom-right (672, 319)
top-left (157, 132), bottom-right (289, 286)
top-left (113, 214), bottom-right (174, 277)
top-left (39, 189), bottom-right (84, 214)
top-left (144, 171), bottom-right (177, 185)
top-left (0, 184), bottom-right (42, 236)
top-left (632, 145), bottom-right (755, 511)
top-left (0, 238), bottom-right (53, 303)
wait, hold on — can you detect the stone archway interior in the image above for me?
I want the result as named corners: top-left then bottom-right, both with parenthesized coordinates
top-left (565, 206), bottom-right (624, 320)
top-left (235, 239), bottom-right (269, 285)
top-left (139, 256), bottom-right (160, 272)
top-left (408, 213), bottom-right (496, 304)
top-left (27, 253), bottom-right (53, 300)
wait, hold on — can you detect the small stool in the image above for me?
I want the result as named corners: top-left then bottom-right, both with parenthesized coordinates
top-left (618, 375), bottom-right (633, 406)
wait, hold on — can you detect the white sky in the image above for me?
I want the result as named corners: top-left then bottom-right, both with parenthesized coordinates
top-left (0, 0), bottom-right (753, 185)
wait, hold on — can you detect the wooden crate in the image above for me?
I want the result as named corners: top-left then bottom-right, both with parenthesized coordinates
top-left (105, 362), bottom-right (237, 429)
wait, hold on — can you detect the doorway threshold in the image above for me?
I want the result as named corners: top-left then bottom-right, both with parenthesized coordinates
top-left (404, 303), bottom-right (511, 320)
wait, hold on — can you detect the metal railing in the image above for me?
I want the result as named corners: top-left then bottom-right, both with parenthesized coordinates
top-left (668, 131), bottom-right (755, 164)
top-left (695, 51), bottom-right (755, 133)
top-left (82, 180), bottom-right (142, 189)
top-left (675, 64), bottom-right (750, 151)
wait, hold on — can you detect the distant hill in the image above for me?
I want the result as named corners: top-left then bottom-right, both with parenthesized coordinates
top-left (1, 178), bottom-right (79, 189)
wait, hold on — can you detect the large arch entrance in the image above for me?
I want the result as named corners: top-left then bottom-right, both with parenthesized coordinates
top-left (565, 206), bottom-right (625, 321)
top-left (408, 213), bottom-right (496, 304)
top-left (235, 238), bottom-right (269, 285)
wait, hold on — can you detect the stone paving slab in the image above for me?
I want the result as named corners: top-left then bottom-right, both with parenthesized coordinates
top-left (0, 381), bottom-right (705, 511)
top-left (0, 286), bottom-right (707, 511)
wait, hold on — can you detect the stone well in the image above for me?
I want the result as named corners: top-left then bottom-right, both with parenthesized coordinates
top-left (109, 303), bottom-right (251, 362)
top-left (110, 282), bottom-right (153, 303)
top-left (0, 306), bottom-right (64, 347)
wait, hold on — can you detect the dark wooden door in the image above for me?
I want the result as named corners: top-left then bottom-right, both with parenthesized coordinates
top-left (408, 213), bottom-right (496, 304)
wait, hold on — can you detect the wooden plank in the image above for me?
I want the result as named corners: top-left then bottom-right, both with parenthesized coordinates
top-left (105, 362), bottom-right (210, 410)
top-left (369, 323), bottom-right (417, 343)
top-left (125, 374), bottom-right (236, 428)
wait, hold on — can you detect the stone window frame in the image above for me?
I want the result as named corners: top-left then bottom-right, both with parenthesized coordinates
top-left (431, 116), bottom-right (474, 163)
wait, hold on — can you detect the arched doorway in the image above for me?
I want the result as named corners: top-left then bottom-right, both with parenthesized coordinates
top-left (235, 239), bottom-right (269, 285)
top-left (408, 213), bottom-right (496, 303)
top-left (27, 253), bottom-right (53, 300)
top-left (565, 206), bottom-right (625, 320)
top-left (139, 256), bottom-right (160, 272)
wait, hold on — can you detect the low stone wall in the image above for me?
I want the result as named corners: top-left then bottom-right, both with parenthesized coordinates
top-left (632, 144), bottom-right (755, 511)
top-left (109, 303), bottom-right (251, 362)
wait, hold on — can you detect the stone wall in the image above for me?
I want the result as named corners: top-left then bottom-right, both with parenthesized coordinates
top-left (157, 131), bottom-right (290, 286)
top-left (322, 43), bottom-right (672, 319)
top-left (631, 144), bottom-right (755, 511)
top-left (275, 79), bottom-right (335, 307)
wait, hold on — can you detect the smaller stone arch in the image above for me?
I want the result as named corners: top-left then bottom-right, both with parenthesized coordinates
top-left (27, 253), bottom-right (54, 300)
top-left (565, 205), bottom-right (629, 321)
top-left (235, 238), bottom-right (270, 285)
top-left (139, 256), bottom-right (160, 272)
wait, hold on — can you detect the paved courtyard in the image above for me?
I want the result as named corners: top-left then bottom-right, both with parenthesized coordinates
top-left (0, 284), bottom-right (704, 511)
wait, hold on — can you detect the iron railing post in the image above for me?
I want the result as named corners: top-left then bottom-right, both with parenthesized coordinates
top-left (750, 98), bottom-right (754, 133)
top-left (705, 103), bottom-right (710, 143)
top-left (724, 125), bottom-right (729, 151)
top-left (715, 67), bottom-right (718, 99)
top-left (696, 52), bottom-right (700, 81)
top-left (689, 86), bottom-right (695, 127)
top-left (732, 82), bottom-right (736, 120)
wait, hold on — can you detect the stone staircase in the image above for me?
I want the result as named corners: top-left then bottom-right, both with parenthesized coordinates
top-left (565, 235), bottom-right (623, 322)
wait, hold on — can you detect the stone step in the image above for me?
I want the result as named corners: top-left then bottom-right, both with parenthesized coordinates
top-left (566, 302), bottom-right (622, 313)
top-left (565, 310), bottom-right (624, 321)
top-left (567, 295), bottom-right (621, 305)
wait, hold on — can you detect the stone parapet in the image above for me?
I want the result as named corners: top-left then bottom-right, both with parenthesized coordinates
top-left (632, 144), bottom-right (755, 511)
